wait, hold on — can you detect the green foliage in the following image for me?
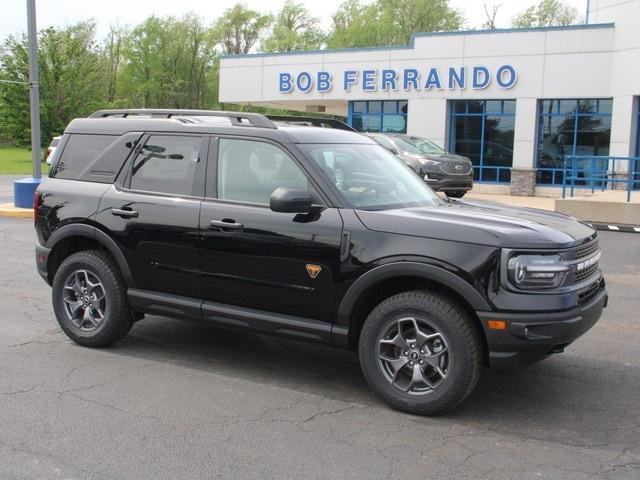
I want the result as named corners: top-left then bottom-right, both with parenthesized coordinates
top-left (0, 1), bottom-right (470, 146)
top-left (512, 0), bottom-right (581, 28)
top-left (327, 0), bottom-right (463, 48)
top-left (214, 4), bottom-right (273, 55)
top-left (0, 21), bottom-right (106, 146)
top-left (262, 1), bottom-right (325, 52)
top-left (118, 14), bottom-right (218, 109)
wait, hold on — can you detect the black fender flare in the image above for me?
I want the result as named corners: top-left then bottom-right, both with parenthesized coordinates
top-left (332, 262), bottom-right (491, 346)
top-left (45, 223), bottom-right (135, 287)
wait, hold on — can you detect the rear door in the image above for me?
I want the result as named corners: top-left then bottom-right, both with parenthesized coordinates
top-left (198, 136), bottom-right (344, 324)
top-left (96, 133), bottom-right (207, 311)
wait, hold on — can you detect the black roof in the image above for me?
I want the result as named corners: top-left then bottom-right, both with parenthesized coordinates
top-left (67, 109), bottom-right (372, 145)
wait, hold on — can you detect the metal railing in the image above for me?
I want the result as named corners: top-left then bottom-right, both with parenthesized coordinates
top-left (561, 155), bottom-right (640, 202)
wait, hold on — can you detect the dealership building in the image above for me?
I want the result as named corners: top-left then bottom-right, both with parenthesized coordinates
top-left (219, 0), bottom-right (640, 196)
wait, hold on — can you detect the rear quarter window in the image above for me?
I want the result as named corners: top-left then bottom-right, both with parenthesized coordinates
top-left (53, 133), bottom-right (141, 183)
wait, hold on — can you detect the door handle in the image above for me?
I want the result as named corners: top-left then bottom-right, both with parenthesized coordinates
top-left (209, 219), bottom-right (243, 231)
top-left (111, 208), bottom-right (139, 218)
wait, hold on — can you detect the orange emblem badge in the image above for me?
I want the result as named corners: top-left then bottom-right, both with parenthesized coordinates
top-left (305, 264), bottom-right (322, 279)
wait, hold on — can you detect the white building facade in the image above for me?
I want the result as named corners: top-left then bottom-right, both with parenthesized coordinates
top-left (219, 0), bottom-right (640, 196)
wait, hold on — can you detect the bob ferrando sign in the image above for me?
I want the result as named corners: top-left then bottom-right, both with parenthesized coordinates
top-left (278, 65), bottom-right (517, 94)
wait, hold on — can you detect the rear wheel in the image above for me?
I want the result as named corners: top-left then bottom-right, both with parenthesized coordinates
top-left (445, 190), bottom-right (466, 198)
top-left (52, 250), bottom-right (133, 347)
top-left (359, 290), bottom-right (482, 415)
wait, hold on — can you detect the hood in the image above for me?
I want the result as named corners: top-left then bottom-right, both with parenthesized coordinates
top-left (355, 199), bottom-right (596, 249)
top-left (401, 152), bottom-right (471, 163)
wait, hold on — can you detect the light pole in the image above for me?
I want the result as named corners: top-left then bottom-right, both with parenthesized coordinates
top-left (13, 0), bottom-right (42, 208)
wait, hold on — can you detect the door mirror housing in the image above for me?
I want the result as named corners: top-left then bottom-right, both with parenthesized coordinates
top-left (270, 187), bottom-right (315, 213)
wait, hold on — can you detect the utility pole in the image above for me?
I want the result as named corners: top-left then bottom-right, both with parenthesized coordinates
top-left (27, 0), bottom-right (41, 180)
top-left (13, 0), bottom-right (42, 208)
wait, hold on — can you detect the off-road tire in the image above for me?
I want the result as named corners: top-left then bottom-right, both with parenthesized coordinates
top-left (359, 290), bottom-right (482, 415)
top-left (52, 250), bottom-right (133, 347)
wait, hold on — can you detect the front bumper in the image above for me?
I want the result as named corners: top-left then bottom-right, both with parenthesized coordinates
top-left (476, 285), bottom-right (607, 370)
top-left (422, 171), bottom-right (473, 191)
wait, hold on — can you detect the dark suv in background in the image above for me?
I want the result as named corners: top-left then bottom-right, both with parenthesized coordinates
top-left (35, 109), bottom-right (606, 415)
top-left (367, 133), bottom-right (473, 198)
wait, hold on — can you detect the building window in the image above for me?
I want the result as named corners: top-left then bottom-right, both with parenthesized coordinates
top-left (449, 100), bottom-right (516, 183)
top-left (349, 100), bottom-right (407, 133)
top-left (536, 99), bottom-right (612, 185)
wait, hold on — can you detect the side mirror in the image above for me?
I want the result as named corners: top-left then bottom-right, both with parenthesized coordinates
top-left (270, 187), bottom-right (314, 213)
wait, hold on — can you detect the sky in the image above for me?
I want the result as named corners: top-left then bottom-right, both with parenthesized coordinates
top-left (1, 0), bottom-right (589, 44)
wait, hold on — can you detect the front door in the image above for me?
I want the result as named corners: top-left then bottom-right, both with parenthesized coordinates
top-left (97, 133), bottom-right (207, 303)
top-left (199, 137), bottom-right (343, 324)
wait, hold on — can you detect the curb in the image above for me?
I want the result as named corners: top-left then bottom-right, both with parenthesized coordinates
top-left (0, 203), bottom-right (32, 219)
top-left (588, 222), bottom-right (640, 233)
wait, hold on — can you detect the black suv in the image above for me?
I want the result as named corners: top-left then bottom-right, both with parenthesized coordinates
top-left (35, 109), bottom-right (607, 415)
top-left (367, 133), bottom-right (474, 198)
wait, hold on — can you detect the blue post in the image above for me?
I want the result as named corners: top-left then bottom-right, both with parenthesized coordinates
top-left (562, 157), bottom-right (567, 199)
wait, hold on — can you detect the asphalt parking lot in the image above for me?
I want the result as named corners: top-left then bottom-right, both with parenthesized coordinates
top-left (1, 216), bottom-right (639, 480)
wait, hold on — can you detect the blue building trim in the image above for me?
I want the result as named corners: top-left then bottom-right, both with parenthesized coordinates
top-left (220, 23), bottom-right (614, 59)
top-left (536, 98), bottom-right (613, 186)
top-left (448, 100), bottom-right (516, 184)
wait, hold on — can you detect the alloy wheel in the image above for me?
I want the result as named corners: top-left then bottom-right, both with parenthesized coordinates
top-left (62, 269), bottom-right (107, 331)
top-left (377, 317), bottom-right (451, 395)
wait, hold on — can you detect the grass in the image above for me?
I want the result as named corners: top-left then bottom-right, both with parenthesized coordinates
top-left (0, 147), bottom-right (48, 175)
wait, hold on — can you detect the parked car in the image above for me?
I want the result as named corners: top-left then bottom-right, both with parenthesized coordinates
top-left (44, 136), bottom-right (61, 164)
top-left (367, 133), bottom-right (473, 198)
top-left (35, 109), bottom-right (607, 415)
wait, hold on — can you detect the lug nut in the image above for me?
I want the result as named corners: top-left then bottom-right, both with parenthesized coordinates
top-left (409, 361), bottom-right (414, 366)
top-left (410, 344), bottom-right (415, 349)
top-left (419, 360), bottom-right (424, 365)
top-left (420, 349), bottom-right (424, 354)
top-left (403, 351), bottom-right (408, 356)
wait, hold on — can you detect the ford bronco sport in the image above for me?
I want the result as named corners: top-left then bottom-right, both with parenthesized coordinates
top-left (35, 109), bottom-right (607, 415)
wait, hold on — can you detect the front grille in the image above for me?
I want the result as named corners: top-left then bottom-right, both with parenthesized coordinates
top-left (578, 279), bottom-right (603, 304)
top-left (573, 239), bottom-right (599, 260)
top-left (440, 162), bottom-right (473, 175)
top-left (563, 238), bottom-right (601, 287)
top-left (575, 262), bottom-right (599, 283)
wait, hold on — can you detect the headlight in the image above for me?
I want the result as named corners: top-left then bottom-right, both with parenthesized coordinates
top-left (507, 254), bottom-right (569, 289)
top-left (417, 158), bottom-right (442, 166)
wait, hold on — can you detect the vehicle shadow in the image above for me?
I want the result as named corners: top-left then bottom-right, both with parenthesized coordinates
top-left (108, 315), bottom-right (640, 452)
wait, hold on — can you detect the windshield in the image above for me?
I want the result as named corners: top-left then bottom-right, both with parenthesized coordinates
top-left (300, 143), bottom-right (441, 210)
top-left (394, 136), bottom-right (446, 155)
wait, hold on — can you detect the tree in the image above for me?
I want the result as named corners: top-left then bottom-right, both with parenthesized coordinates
top-left (482, 3), bottom-right (501, 29)
top-left (104, 25), bottom-right (126, 103)
top-left (377, 0), bottom-right (464, 44)
top-left (327, 0), bottom-right (464, 49)
top-left (118, 14), bottom-right (218, 109)
top-left (262, 1), bottom-right (325, 52)
top-left (326, 0), bottom-right (382, 48)
top-left (214, 4), bottom-right (272, 55)
top-left (512, 0), bottom-right (581, 28)
top-left (0, 21), bottom-right (108, 146)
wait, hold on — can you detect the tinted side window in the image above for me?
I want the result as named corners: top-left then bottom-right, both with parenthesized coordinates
top-left (130, 135), bottom-right (202, 196)
top-left (217, 138), bottom-right (309, 204)
top-left (54, 134), bottom-right (117, 180)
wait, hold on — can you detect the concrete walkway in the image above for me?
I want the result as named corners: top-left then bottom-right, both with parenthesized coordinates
top-left (462, 192), bottom-right (555, 211)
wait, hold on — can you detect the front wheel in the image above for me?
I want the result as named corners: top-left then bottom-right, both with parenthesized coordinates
top-left (52, 250), bottom-right (133, 347)
top-left (359, 290), bottom-right (482, 415)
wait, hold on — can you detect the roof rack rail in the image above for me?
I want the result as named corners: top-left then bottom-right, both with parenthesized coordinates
top-left (265, 115), bottom-right (355, 132)
top-left (88, 109), bottom-right (277, 129)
